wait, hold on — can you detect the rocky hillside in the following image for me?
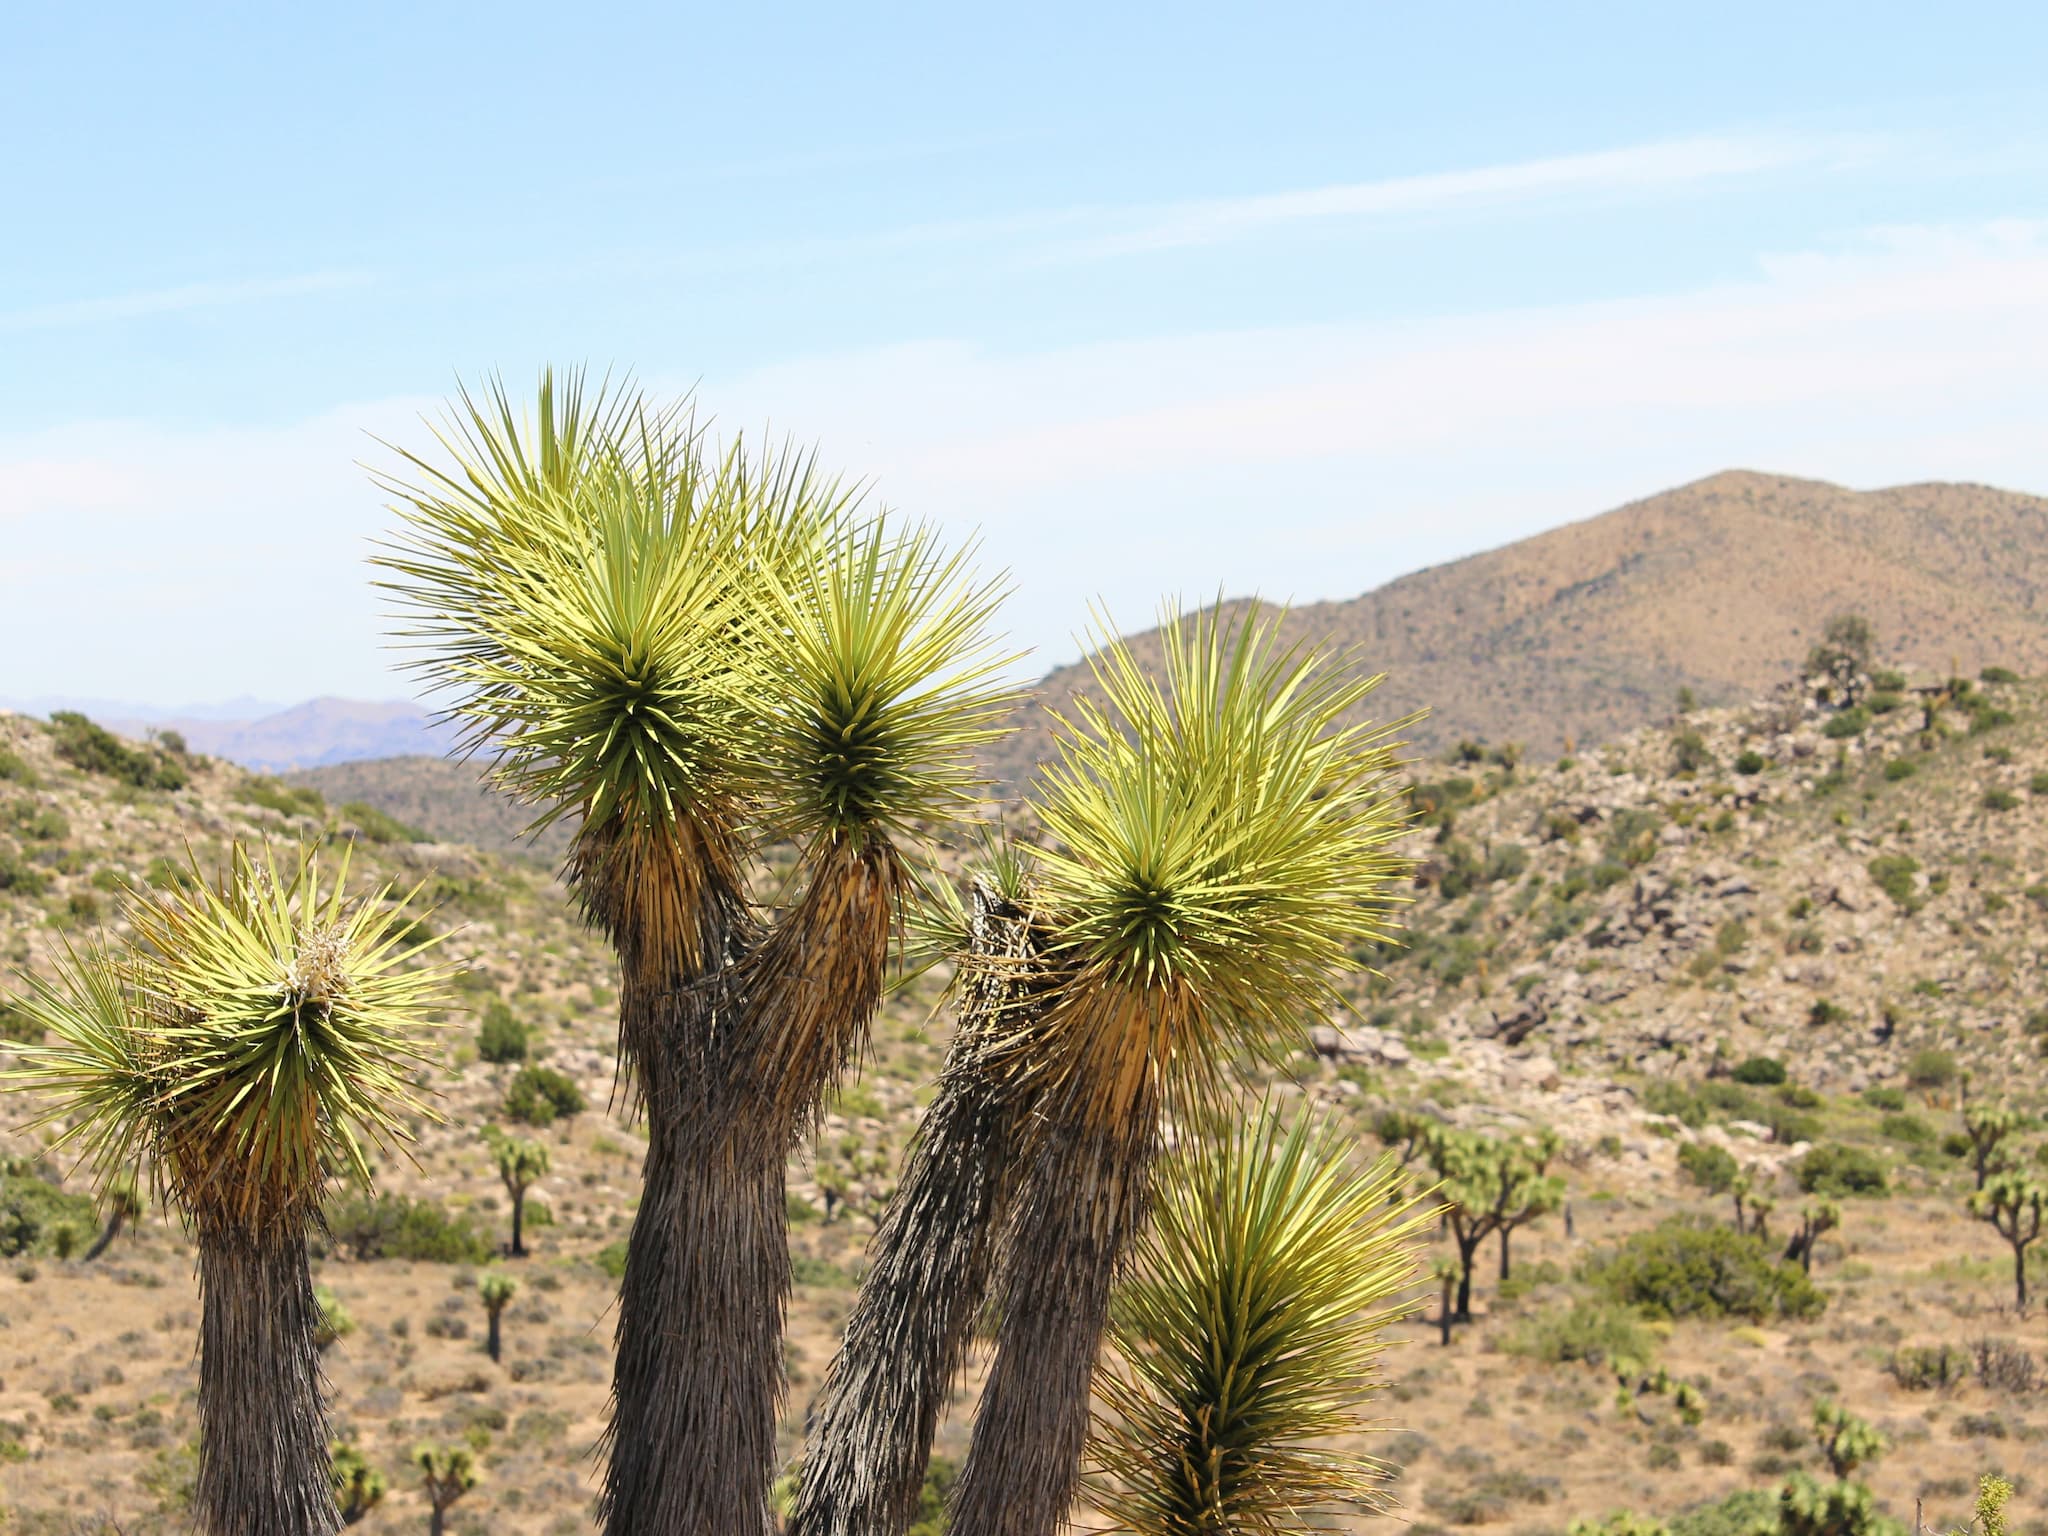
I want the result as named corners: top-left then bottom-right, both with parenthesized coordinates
top-left (989, 471), bottom-right (2048, 785)
top-left (0, 691), bottom-right (2043, 1533)
top-left (287, 753), bottom-right (575, 864)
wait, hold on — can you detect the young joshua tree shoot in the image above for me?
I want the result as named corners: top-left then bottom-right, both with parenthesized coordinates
top-left (479, 1270), bottom-right (517, 1363)
top-left (1087, 1112), bottom-right (1432, 1534)
top-left (484, 1129), bottom-right (548, 1257)
top-left (8, 842), bottom-right (451, 1536)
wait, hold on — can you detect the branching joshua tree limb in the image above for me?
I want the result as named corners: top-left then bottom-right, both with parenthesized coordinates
top-left (1085, 1111), bottom-right (1434, 1534)
top-left (6, 842), bottom-right (452, 1536)
top-left (415, 1444), bottom-right (477, 1536)
top-left (1963, 1104), bottom-right (2020, 1191)
top-left (82, 1170), bottom-right (141, 1262)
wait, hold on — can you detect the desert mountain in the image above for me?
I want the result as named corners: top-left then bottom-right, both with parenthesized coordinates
top-left (987, 470), bottom-right (2048, 786)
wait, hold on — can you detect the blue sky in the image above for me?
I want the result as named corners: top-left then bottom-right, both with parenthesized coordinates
top-left (4, 3), bottom-right (2046, 707)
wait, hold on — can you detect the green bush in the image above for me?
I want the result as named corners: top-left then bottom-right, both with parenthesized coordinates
top-left (1670, 1490), bottom-right (1781, 1536)
top-left (0, 997), bottom-right (42, 1044)
top-left (0, 1173), bottom-right (99, 1258)
top-left (1583, 1220), bottom-right (1827, 1322)
top-left (7, 802), bottom-right (67, 842)
top-left (1879, 1113), bottom-right (1933, 1145)
top-left (1797, 1144), bottom-right (1888, 1198)
top-left (1861, 1086), bottom-right (1906, 1111)
top-left (2029, 771), bottom-right (2048, 796)
top-left (0, 749), bottom-right (36, 785)
top-left (1882, 758), bottom-right (1918, 782)
top-left (1677, 1142), bottom-right (1740, 1195)
top-left (1732, 1056), bottom-right (1787, 1086)
top-left (48, 712), bottom-right (185, 791)
top-left (1867, 691), bottom-right (1904, 715)
top-left (339, 800), bottom-right (425, 844)
top-left (0, 848), bottom-right (48, 896)
top-left (1867, 854), bottom-right (1921, 911)
top-left (503, 1066), bottom-right (585, 1127)
top-left (239, 777), bottom-right (326, 819)
top-left (1506, 1300), bottom-right (1655, 1369)
top-left (1822, 707), bottom-right (1871, 740)
top-left (1982, 788), bottom-right (2019, 813)
top-left (1979, 666), bottom-right (2019, 685)
top-left (476, 1001), bottom-right (530, 1064)
top-left (322, 1193), bottom-right (494, 1263)
top-left (596, 1240), bottom-right (628, 1280)
top-left (1905, 1049), bottom-right (1957, 1089)
top-left (1734, 750), bottom-right (1768, 775)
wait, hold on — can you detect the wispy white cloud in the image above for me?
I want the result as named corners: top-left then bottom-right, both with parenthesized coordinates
top-left (1039, 132), bottom-right (1878, 260)
top-left (0, 271), bottom-right (373, 333)
top-left (3, 221), bottom-right (2045, 702)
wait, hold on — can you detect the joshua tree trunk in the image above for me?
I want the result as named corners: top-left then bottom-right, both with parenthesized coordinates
top-left (82, 1206), bottom-right (126, 1263)
top-left (2013, 1247), bottom-right (2029, 1313)
top-left (509, 1190), bottom-right (525, 1258)
top-left (195, 1220), bottom-right (340, 1536)
top-left (1498, 1225), bottom-right (1512, 1282)
top-left (486, 1308), bottom-right (503, 1363)
top-left (946, 1106), bottom-right (1157, 1536)
top-left (1454, 1235), bottom-right (1481, 1320)
top-left (1438, 1275), bottom-right (1455, 1346)
top-left (793, 886), bottom-right (1043, 1536)
top-left (430, 1507), bottom-right (447, 1536)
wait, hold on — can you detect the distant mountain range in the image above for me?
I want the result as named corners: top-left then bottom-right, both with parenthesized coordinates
top-left (985, 469), bottom-right (2048, 785)
top-left (18, 469), bottom-right (2045, 791)
top-left (0, 696), bottom-right (454, 772)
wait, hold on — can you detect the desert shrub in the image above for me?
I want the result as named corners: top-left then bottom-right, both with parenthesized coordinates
top-left (1969, 1337), bottom-right (2041, 1396)
top-left (322, 1193), bottom-right (494, 1264)
top-left (1506, 1300), bottom-right (1655, 1369)
top-left (503, 1066), bottom-right (584, 1127)
top-left (1484, 843), bottom-right (1529, 883)
top-left (1879, 1114), bottom-right (1933, 1145)
top-left (1605, 808), bottom-right (1662, 867)
top-left (1590, 859), bottom-right (1631, 890)
top-left (1798, 1145), bottom-right (1888, 1198)
top-left (1982, 788), bottom-right (2019, 813)
top-left (338, 800), bottom-right (424, 843)
top-left (7, 802), bottom-right (67, 842)
top-left (0, 997), bottom-right (41, 1044)
top-left (1967, 703), bottom-right (2015, 734)
top-left (1822, 707), bottom-right (1871, 740)
top-left (476, 1001), bottom-right (530, 1065)
top-left (0, 848), bottom-right (48, 896)
top-left (1672, 729), bottom-right (1712, 774)
top-left (1905, 1049), bottom-right (1957, 1090)
top-left (1886, 1343), bottom-right (1968, 1391)
top-left (239, 777), bottom-right (325, 819)
top-left (1732, 1056), bottom-right (1788, 1086)
top-left (1734, 750), bottom-right (1768, 775)
top-left (0, 1174), bottom-right (98, 1258)
top-left (1979, 665), bottom-right (2019, 684)
top-left (0, 749), bottom-right (35, 785)
top-left (1882, 758), bottom-right (1918, 782)
top-left (1867, 854), bottom-right (1921, 911)
top-left (1666, 1489), bottom-right (1779, 1536)
top-left (1583, 1219), bottom-right (1826, 1322)
top-left (1867, 691), bottom-right (1904, 715)
top-left (905, 1455), bottom-right (959, 1536)
top-left (1862, 1086), bottom-right (1906, 1111)
top-left (48, 712), bottom-right (185, 790)
top-left (2030, 771), bottom-right (2048, 796)
top-left (1678, 1142), bottom-right (1741, 1195)
top-left (596, 1241), bottom-right (629, 1280)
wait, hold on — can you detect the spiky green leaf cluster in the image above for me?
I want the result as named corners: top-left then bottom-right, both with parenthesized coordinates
top-left (375, 369), bottom-right (1016, 854)
top-left (1027, 602), bottom-right (1411, 1078)
top-left (1088, 1111), bottom-right (1431, 1534)
top-left (750, 518), bottom-right (1016, 847)
top-left (9, 842), bottom-right (452, 1224)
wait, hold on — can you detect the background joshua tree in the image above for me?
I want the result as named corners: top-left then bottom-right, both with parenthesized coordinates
top-left (1785, 1201), bottom-right (1841, 1274)
top-left (1962, 1104), bottom-right (2019, 1190)
top-left (1812, 1399), bottom-right (1886, 1480)
top-left (1968, 1169), bottom-right (2044, 1311)
top-left (1432, 1257), bottom-right (1461, 1346)
top-left (377, 371), bottom-right (1014, 1534)
top-left (81, 1170), bottom-right (140, 1262)
top-left (483, 1129), bottom-right (548, 1257)
top-left (1086, 1112), bottom-right (1432, 1535)
top-left (314, 1286), bottom-right (357, 1353)
top-left (415, 1444), bottom-right (478, 1536)
top-left (798, 604), bottom-right (1411, 1536)
top-left (1493, 1129), bottom-right (1565, 1282)
top-left (329, 1445), bottom-right (384, 1525)
top-left (479, 1270), bottom-right (516, 1362)
top-left (7, 842), bottom-right (449, 1536)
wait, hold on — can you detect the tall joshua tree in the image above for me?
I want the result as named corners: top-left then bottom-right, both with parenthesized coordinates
top-left (9, 843), bottom-right (449, 1536)
top-left (796, 604), bottom-right (1410, 1536)
top-left (377, 371), bottom-right (1013, 1533)
top-left (484, 1129), bottom-right (548, 1257)
top-left (1086, 1111), bottom-right (1432, 1534)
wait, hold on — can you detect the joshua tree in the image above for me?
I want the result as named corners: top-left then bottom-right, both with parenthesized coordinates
top-left (479, 1270), bottom-right (517, 1363)
top-left (415, 1444), bottom-right (477, 1536)
top-left (1433, 1257), bottom-right (1460, 1346)
top-left (1812, 1398), bottom-right (1886, 1478)
top-left (1085, 1112), bottom-right (1431, 1532)
top-left (81, 1171), bottom-right (141, 1262)
top-left (1428, 1130), bottom-right (1555, 1319)
top-left (795, 605), bottom-right (1409, 1536)
top-left (378, 372), bottom-right (1012, 1534)
top-left (1494, 1129), bottom-right (1565, 1281)
top-left (1969, 1170), bottom-right (2045, 1311)
top-left (1784, 1201), bottom-right (1841, 1274)
top-left (1963, 1104), bottom-right (2020, 1190)
top-left (1779, 1473), bottom-right (1887, 1536)
top-left (484, 1130), bottom-right (548, 1257)
top-left (1804, 613), bottom-right (1875, 707)
top-left (8, 842), bottom-right (449, 1536)
top-left (330, 1444), bottom-right (384, 1525)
